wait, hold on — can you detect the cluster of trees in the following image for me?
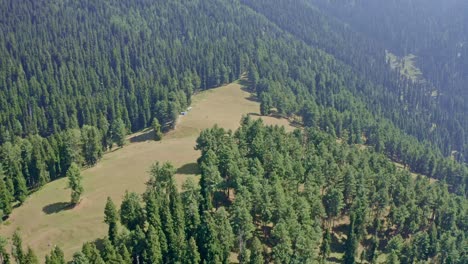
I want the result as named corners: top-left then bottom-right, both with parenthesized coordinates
top-left (0, 0), bottom-right (467, 261)
top-left (0, 0), bottom-right (253, 214)
top-left (5, 118), bottom-right (466, 263)
top-left (242, 0), bottom-right (468, 190)
top-left (1, 0), bottom-right (467, 218)
top-left (0, 118), bottom-right (128, 219)
top-left (295, 0), bottom-right (468, 161)
top-left (309, 0), bottom-right (468, 106)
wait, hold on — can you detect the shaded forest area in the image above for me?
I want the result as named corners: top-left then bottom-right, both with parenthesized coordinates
top-left (9, 119), bottom-right (466, 263)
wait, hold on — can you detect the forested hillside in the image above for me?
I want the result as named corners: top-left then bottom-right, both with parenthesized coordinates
top-left (0, 0), bottom-right (252, 216)
top-left (9, 119), bottom-right (467, 263)
top-left (305, 0), bottom-right (468, 161)
top-left (0, 0), bottom-right (467, 263)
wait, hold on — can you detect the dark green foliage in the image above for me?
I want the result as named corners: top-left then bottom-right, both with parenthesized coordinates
top-left (152, 118), bottom-right (163, 141)
top-left (0, 0), bottom-right (466, 221)
top-left (103, 197), bottom-right (118, 245)
top-left (343, 214), bottom-right (358, 264)
top-left (81, 242), bottom-right (105, 264)
top-left (99, 239), bottom-right (120, 263)
top-left (12, 119), bottom-right (461, 263)
top-left (67, 163), bottom-right (83, 205)
top-left (259, 93), bottom-right (272, 116)
top-left (45, 246), bottom-right (65, 264)
top-left (81, 126), bottom-right (103, 166)
top-left (0, 1), bottom-right (466, 263)
top-left (181, 179), bottom-right (201, 237)
top-left (143, 225), bottom-right (162, 264)
top-left (70, 252), bottom-right (90, 264)
top-left (119, 191), bottom-right (144, 230)
top-left (0, 236), bottom-right (10, 264)
top-left (12, 231), bottom-right (24, 264)
top-left (110, 119), bottom-right (126, 148)
top-left (0, 167), bottom-right (13, 218)
top-left (320, 229), bottom-right (331, 262)
top-left (322, 188), bottom-right (344, 227)
top-left (249, 237), bottom-right (264, 264)
top-left (24, 248), bottom-right (39, 264)
top-left (184, 237), bottom-right (201, 264)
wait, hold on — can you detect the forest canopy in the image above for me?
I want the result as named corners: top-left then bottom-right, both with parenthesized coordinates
top-left (0, 0), bottom-right (467, 263)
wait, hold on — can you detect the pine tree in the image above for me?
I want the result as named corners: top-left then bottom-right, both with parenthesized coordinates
top-left (387, 250), bottom-right (400, 264)
top-left (97, 114), bottom-right (110, 151)
top-left (320, 229), bottom-right (331, 262)
top-left (81, 242), bottom-right (105, 264)
top-left (67, 162), bottom-right (83, 205)
top-left (111, 119), bottom-right (126, 148)
top-left (0, 172), bottom-right (13, 217)
top-left (343, 214), bottom-right (358, 264)
top-left (322, 188), bottom-right (344, 228)
top-left (272, 221), bottom-right (293, 264)
top-left (231, 195), bottom-right (255, 257)
top-left (13, 170), bottom-right (28, 204)
top-left (184, 237), bottom-right (201, 264)
top-left (24, 247), bottom-right (39, 264)
top-left (81, 126), bottom-right (103, 166)
top-left (0, 236), bottom-right (10, 264)
top-left (119, 191), bottom-right (144, 230)
top-left (130, 226), bottom-right (146, 263)
top-left (152, 118), bottom-right (163, 141)
top-left (45, 246), bottom-right (66, 264)
top-left (118, 245), bottom-right (132, 264)
top-left (143, 225), bottom-right (162, 264)
top-left (12, 231), bottom-right (24, 264)
top-left (249, 237), bottom-right (264, 264)
top-left (181, 179), bottom-right (201, 236)
top-left (103, 197), bottom-right (118, 244)
top-left (260, 93), bottom-right (271, 116)
top-left (99, 239), bottom-right (119, 263)
top-left (199, 151), bottom-right (222, 209)
top-left (70, 252), bottom-right (90, 264)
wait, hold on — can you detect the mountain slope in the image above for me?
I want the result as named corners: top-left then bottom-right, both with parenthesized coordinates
top-left (0, 0), bottom-right (466, 263)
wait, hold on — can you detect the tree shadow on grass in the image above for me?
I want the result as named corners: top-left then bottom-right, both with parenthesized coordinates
top-left (93, 238), bottom-right (106, 252)
top-left (330, 230), bottom-right (346, 254)
top-left (247, 112), bottom-right (261, 117)
top-left (240, 87), bottom-right (259, 103)
top-left (327, 256), bottom-right (342, 263)
top-left (129, 130), bottom-right (155, 143)
top-left (176, 162), bottom-right (200, 175)
top-left (42, 202), bottom-right (74, 215)
top-left (238, 79), bottom-right (251, 88)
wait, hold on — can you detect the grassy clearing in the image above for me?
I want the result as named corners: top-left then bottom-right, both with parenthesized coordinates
top-left (385, 51), bottom-right (423, 81)
top-left (0, 81), bottom-right (295, 261)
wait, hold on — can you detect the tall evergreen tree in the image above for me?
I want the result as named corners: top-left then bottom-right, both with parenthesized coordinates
top-left (70, 252), bottom-right (90, 264)
top-left (111, 119), bottom-right (126, 148)
top-left (67, 162), bottom-right (83, 205)
top-left (0, 168), bottom-right (13, 218)
top-left (24, 247), bottom-right (39, 264)
top-left (343, 214), bottom-right (358, 264)
top-left (81, 126), bottom-right (103, 166)
top-left (184, 237), bottom-right (201, 264)
top-left (12, 231), bottom-right (24, 264)
top-left (152, 118), bottom-right (163, 141)
top-left (143, 225), bottom-right (162, 264)
top-left (119, 191), bottom-right (144, 230)
top-left (320, 229), bottom-right (331, 262)
top-left (249, 237), bottom-right (264, 264)
top-left (103, 197), bottom-right (118, 245)
top-left (45, 246), bottom-right (65, 264)
top-left (0, 236), bottom-right (10, 264)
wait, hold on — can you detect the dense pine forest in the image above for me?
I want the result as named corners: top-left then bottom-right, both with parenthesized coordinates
top-left (0, 0), bottom-right (467, 263)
